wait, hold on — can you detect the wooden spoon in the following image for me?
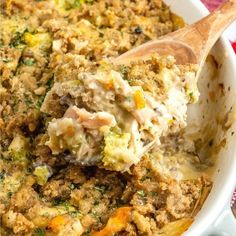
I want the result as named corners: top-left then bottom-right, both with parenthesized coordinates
top-left (115, 0), bottom-right (236, 72)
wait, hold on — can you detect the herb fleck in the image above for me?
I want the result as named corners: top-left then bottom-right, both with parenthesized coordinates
top-left (34, 228), bottom-right (45, 236)
top-left (188, 92), bottom-right (194, 98)
top-left (0, 171), bottom-right (5, 183)
top-left (46, 77), bottom-right (54, 90)
top-left (137, 190), bottom-right (146, 197)
top-left (90, 210), bottom-right (100, 221)
top-left (151, 191), bottom-right (157, 197)
top-left (125, 96), bottom-right (132, 102)
top-left (23, 58), bottom-right (35, 66)
top-left (7, 191), bottom-right (13, 197)
top-left (141, 176), bottom-right (151, 182)
top-left (24, 95), bottom-right (34, 107)
top-left (120, 65), bottom-right (129, 81)
top-left (52, 198), bottom-right (64, 206)
top-left (94, 184), bottom-right (109, 194)
top-left (36, 96), bottom-right (45, 109)
top-left (73, 0), bottom-right (82, 8)
top-left (9, 31), bottom-right (26, 49)
top-left (85, 230), bottom-right (91, 236)
top-left (69, 210), bottom-right (82, 218)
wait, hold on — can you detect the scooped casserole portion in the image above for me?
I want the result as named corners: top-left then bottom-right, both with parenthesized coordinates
top-left (0, 0), bottom-right (212, 235)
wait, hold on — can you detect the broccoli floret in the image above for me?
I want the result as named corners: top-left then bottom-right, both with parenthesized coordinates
top-left (8, 134), bottom-right (29, 162)
top-left (102, 127), bottom-right (135, 172)
top-left (33, 165), bottom-right (51, 185)
top-left (23, 32), bottom-right (52, 51)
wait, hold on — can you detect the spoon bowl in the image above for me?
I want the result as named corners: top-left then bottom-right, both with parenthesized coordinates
top-left (115, 40), bottom-right (197, 65)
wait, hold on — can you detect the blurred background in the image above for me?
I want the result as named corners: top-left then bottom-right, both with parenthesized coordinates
top-left (201, 0), bottom-right (236, 52)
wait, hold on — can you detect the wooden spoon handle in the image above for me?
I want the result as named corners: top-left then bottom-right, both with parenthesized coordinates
top-left (167, 0), bottom-right (236, 65)
top-left (194, 0), bottom-right (236, 62)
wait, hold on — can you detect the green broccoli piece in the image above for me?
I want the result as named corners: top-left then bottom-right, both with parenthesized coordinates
top-left (102, 127), bottom-right (134, 172)
top-left (34, 166), bottom-right (51, 185)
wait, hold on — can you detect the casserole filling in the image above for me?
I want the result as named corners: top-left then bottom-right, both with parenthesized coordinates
top-left (43, 56), bottom-right (199, 172)
top-left (0, 0), bottom-right (212, 235)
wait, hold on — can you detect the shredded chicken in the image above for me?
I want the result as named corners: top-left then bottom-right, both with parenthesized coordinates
top-left (64, 106), bottom-right (117, 129)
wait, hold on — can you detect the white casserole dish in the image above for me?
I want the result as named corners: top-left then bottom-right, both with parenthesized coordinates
top-left (164, 0), bottom-right (236, 235)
